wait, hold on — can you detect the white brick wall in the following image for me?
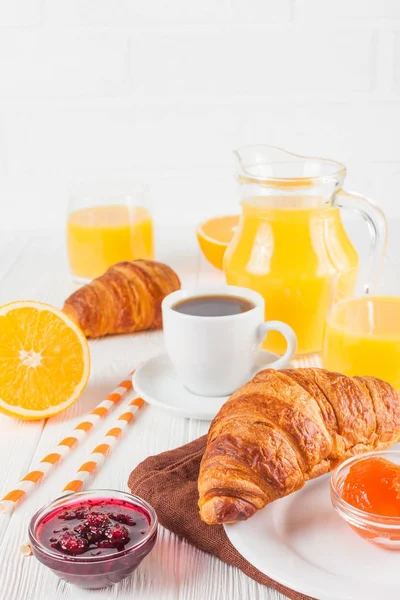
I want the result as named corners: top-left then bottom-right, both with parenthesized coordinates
top-left (45, 0), bottom-right (292, 26)
top-left (0, 0), bottom-right (399, 233)
top-left (0, 0), bottom-right (42, 26)
top-left (301, 0), bottom-right (400, 20)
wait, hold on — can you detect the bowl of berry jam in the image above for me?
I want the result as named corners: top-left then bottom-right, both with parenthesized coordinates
top-left (28, 489), bottom-right (158, 588)
top-left (331, 450), bottom-right (400, 550)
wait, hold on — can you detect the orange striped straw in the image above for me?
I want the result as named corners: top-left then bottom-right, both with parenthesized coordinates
top-left (0, 373), bottom-right (134, 515)
top-left (61, 396), bottom-right (144, 495)
top-left (21, 395), bottom-right (145, 556)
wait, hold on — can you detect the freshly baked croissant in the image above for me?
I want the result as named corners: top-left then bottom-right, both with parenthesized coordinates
top-left (198, 368), bottom-right (400, 525)
top-left (63, 259), bottom-right (180, 338)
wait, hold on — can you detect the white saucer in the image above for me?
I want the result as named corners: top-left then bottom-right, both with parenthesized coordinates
top-left (133, 349), bottom-right (284, 420)
top-left (132, 353), bottom-right (229, 420)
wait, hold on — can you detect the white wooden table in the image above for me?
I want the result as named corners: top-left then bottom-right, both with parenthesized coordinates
top-left (0, 226), bottom-right (288, 600)
top-left (0, 220), bottom-right (397, 600)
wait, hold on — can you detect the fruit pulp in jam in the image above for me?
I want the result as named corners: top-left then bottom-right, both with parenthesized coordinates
top-left (342, 457), bottom-right (400, 517)
top-left (37, 498), bottom-right (150, 557)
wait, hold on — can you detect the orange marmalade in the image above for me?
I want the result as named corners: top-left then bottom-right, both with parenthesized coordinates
top-left (343, 457), bottom-right (400, 517)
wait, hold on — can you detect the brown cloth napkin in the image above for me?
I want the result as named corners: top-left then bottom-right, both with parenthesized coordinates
top-left (128, 435), bottom-right (315, 600)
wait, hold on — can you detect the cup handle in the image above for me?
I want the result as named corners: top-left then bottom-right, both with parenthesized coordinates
top-left (256, 321), bottom-right (297, 370)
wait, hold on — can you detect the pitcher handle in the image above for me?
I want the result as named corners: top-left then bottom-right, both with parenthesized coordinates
top-left (334, 189), bottom-right (387, 294)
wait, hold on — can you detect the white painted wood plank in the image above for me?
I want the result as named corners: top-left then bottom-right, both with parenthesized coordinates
top-left (0, 232), bottom-right (29, 283)
top-left (0, 233), bottom-right (49, 547)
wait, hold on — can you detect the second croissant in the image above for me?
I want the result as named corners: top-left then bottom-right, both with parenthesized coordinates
top-left (63, 259), bottom-right (181, 338)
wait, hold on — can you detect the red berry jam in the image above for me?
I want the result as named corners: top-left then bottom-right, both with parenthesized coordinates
top-left (29, 491), bottom-right (157, 589)
top-left (38, 498), bottom-right (148, 557)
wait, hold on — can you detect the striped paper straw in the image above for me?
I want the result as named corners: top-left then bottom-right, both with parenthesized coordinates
top-left (62, 396), bottom-right (144, 495)
top-left (21, 395), bottom-right (145, 556)
top-left (0, 373), bottom-right (134, 515)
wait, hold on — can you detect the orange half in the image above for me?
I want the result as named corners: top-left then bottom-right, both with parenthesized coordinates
top-left (196, 215), bottom-right (240, 270)
top-left (0, 301), bottom-right (90, 420)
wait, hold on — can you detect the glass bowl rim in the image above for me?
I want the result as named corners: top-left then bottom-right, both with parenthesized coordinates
top-left (331, 449), bottom-right (400, 528)
top-left (28, 488), bottom-right (158, 564)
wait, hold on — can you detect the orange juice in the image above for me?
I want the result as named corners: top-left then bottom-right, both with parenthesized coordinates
top-left (224, 203), bottom-right (358, 355)
top-left (67, 205), bottom-right (154, 280)
top-left (323, 297), bottom-right (400, 389)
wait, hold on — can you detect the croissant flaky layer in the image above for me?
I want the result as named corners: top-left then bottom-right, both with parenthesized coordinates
top-left (63, 259), bottom-right (180, 338)
top-left (198, 368), bottom-right (400, 525)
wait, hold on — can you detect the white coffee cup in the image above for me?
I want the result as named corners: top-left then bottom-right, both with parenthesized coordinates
top-left (162, 285), bottom-right (297, 397)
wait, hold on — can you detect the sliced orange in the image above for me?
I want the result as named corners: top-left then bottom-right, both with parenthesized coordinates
top-left (196, 215), bottom-right (240, 270)
top-left (0, 301), bottom-right (90, 420)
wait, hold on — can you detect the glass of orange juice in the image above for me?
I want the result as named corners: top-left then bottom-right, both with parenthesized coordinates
top-left (322, 261), bottom-right (400, 390)
top-left (67, 181), bottom-right (154, 281)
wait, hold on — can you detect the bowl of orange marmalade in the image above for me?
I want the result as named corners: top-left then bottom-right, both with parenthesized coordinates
top-left (331, 450), bottom-right (400, 549)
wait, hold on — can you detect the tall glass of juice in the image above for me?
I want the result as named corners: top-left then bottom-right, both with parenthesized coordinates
top-left (322, 261), bottom-right (400, 390)
top-left (67, 181), bottom-right (154, 281)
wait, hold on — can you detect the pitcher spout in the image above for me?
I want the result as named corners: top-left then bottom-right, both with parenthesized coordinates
top-left (234, 145), bottom-right (346, 185)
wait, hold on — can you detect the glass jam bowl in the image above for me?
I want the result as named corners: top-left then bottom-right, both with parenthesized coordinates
top-left (28, 489), bottom-right (158, 589)
top-left (331, 450), bottom-right (400, 550)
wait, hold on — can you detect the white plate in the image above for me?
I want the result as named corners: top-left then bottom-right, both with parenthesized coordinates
top-left (225, 472), bottom-right (400, 600)
top-left (132, 353), bottom-right (229, 420)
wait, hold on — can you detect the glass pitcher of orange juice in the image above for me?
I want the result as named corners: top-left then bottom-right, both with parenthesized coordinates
top-left (67, 181), bottom-right (154, 281)
top-left (224, 146), bottom-right (387, 356)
